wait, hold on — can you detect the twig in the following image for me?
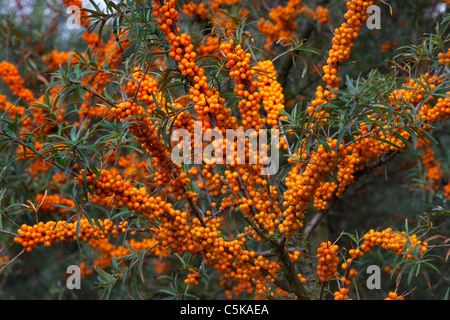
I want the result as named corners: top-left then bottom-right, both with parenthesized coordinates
top-left (187, 197), bottom-right (207, 228)
top-left (304, 149), bottom-right (400, 239)
top-left (197, 164), bottom-right (216, 217)
top-left (0, 248), bottom-right (25, 273)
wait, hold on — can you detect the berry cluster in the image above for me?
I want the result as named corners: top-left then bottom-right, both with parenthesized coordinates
top-left (197, 37), bottom-right (220, 57)
top-left (80, 236), bottom-right (167, 277)
top-left (315, 6), bottom-right (330, 24)
top-left (110, 101), bottom-right (191, 197)
top-left (42, 50), bottom-right (75, 71)
top-left (282, 139), bottom-right (347, 235)
top-left (154, 1), bottom-right (236, 132)
top-left (385, 292), bottom-right (404, 300)
top-left (182, 2), bottom-right (209, 20)
top-left (184, 269), bottom-right (201, 286)
top-left (421, 146), bottom-right (444, 191)
top-left (33, 193), bottom-right (76, 215)
top-left (125, 68), bottom-right (166, 112)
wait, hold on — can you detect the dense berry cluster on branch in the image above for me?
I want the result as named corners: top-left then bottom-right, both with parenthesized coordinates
top-left (0, 0), bottom-right (449, 301)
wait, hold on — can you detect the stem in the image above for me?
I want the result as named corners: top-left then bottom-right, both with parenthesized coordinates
top-left (67, 80), bottom-right (117, 108)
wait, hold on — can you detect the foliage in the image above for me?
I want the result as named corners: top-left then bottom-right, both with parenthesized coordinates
top-left (0, 0), bottom-right (449, 300)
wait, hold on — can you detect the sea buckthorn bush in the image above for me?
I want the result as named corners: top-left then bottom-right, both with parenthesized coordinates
top-left (0, 0), bottom-right (449, 300)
